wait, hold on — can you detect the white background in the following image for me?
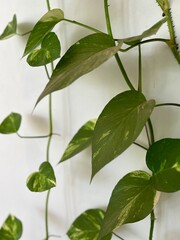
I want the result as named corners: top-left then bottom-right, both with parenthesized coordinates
top-left (0, 0), bottom-right (180, 239)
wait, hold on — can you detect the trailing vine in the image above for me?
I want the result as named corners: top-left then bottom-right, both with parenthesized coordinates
top-left (0, 0), bottom-right (179, 240)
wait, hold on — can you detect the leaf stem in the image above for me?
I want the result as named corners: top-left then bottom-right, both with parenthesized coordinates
top-left (133, 141), bottom-right (148, 151)
top-left (149, 210), bottom-right (155, 240)
top-left (119, 38), bottom-right (169, 52)
top-left (45, 190), bottom-right (51, 240)
top-left (63, 18), bottom-right (102, 33)
top-left (146, 118), bottom-right (155, 240)
top-left (138, 45), bottom-right (142, 92)
top-left (104, 0), bottom-right (135, 90)
top-left (17, 31), bottom-right (32, 36)
top-left (155, 103), bottom-right (180, 108)
top-left (46, 0), bottom-right (51, 11)
top-left (163, 0), bottom-right (180, 64)
top-left (147, 119), bottom-right (155, 145)
top-left (17, 133), bottom-right (53, 139)
top-left (113, 232), bottom-right (125, 240)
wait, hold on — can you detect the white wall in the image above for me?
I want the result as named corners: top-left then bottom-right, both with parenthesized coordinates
top-left (0, 0), bottom-right (180, 239)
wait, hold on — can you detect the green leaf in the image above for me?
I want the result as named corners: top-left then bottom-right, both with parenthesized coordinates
top-left (146, 138), bottom-right (180, 192)
top-left (92, 90), bottom-right (155, 178)
top-left (0, 215), bottom-right (23, 240)
top-left (98, 171), bottom-right (157, 239)
top-left (0, 15), bottom-right (17, 40)
top-left (26, 162), bottom-right (56, 192)
top-left (122, 17), bottom-right (167, 45)
top-left (36, 33), bottom-right (122, 104)
top-left (0, 112), bottom-right (22, 134)
top-left (27, 32), bottom-right (61, 66)
top-left (23, 8), bottom-right (64, 56)
top-left (67, 209), bottom-right (112, 240)
top-left (60, 119), bottom-right (96, 163)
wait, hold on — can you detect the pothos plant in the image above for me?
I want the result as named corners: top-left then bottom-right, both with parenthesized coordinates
top-left (0, 0), bottom-right (179, 240)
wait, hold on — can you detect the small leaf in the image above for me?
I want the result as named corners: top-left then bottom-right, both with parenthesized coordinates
top-left (26, 162), bottom-right (56, 192)
top-left (146, 138), bottom-right (180, 192)
top-left (0, 112), bottom-right (21, 134)
top-left (23, 9), bottom-right (64, 56)
top-left (0, 215), bottom-right (23, 240)
top-left (27, 32), bottom-right (61, 66)
top-left (67, 209), bottom-right (112, 240)
top-left (98, 171), bottom-right (157, 239)
top-left (0, 15), bottom-right (17, 40)
top-left (60, 119), bottom-right (96, 163)
top-left (122, 17), bottom-right (167, 45)
top-left (36, 33), bottom-right (122, 104)
top-left (92, 90), bottom-right (155, 178)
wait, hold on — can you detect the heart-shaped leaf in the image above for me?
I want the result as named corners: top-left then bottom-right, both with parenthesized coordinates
top-left (0, 215), bottom-right (23, 240)
top-left (0, 112), bottom-right (21, 134)
top-left (36, 33), bottom-right (122, 104)
top-left (98, 171), bottom-right (157, 239)
top-left (26, 162), bottom-right (56, 192)
top-left (92, 90), bottom-right (155, 178)
top-left (60, 119), bottom-right (96, 163)
top-left (23, 8), bottom-right (64, 56)
top-left (122, 17), bottom-right (167, 45)
top-left (67, 209), bottom-right (112, 240)
top-left (27, 32), bottom-right (61, 66)
top-left (146, 138), bottom-right (180, 192)
top-left (0, 15), bottom-right (17, 40)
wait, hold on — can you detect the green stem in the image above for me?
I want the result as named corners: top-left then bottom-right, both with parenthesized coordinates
top-left (45, 63), bottom-right (54, 240)
top-left (45, 190), bottom-right (51, 240)
top-left (104, 0), bottom-right (135, 90)
top-left (156, 0), bottom-right (180, 63)
top-left (46, 93), bottom-right (53, 163)
top-left (17, 31), bottom-right (32, 36)
top-left (133, 142), bottom-right (148, 151)
top-left (17, 133), bottom-right (53, 139)
top-left (155, 103), bottom-right (180, 108)
top-left (147, 119), bottom-right (155, 145)
top-left (46, 0), bottom-right (51, 11)
top-left (138, 45), bottom-right (142, 92)
top-left (112, 232), bottom-right (125, 240)
top-left (119, 38), bottom-right (169, 52)
top-left (149, 210), bottom-right (155, 240)
top-left (146, 118), bottom-right (155, 240)
top-left (63, 18), bottom-right (102, 33)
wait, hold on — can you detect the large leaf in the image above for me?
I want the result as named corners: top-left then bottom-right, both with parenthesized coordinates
top-left (92, 90), bottom-right (155, 178)
top-left (67, 209), bottom-right (112, 240)
top-left (36, 33), bottom-right (122, 104)
top-left (27, 32), bottom-right (61, 66)
top-left (60, 119), bottom-right (96, 163)
top-left (0, 215), bottom-right (23, 240)
top-left (122, 17), bottom-right (167, 45)
top-left (0, 112), bottom-right (21, 134)
top-left (146, 138), bottom-right (180, 192)
top-left (98, 171), bottom-right (157, 239)
top-left (23, 8), bottom-right (64, 56)
top-left (0, 15), bottom-right (17, 40)
top-left (26, 162), bottom-right (56, 192)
